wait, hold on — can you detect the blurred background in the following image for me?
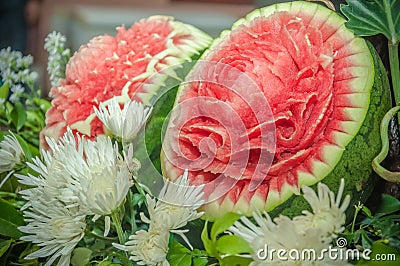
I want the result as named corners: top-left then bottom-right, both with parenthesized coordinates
top-left (0, 0), bottom-right (347, 92)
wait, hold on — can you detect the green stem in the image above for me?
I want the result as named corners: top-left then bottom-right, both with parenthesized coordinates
top-left (389, 41), bottom-right (400, 106)
top-left (0, 191), bottom-right (17, 198)
top-left (111, 209), bottom-right (125, 244)
top-left (85, 228), bottom-right (118, 242)
top-left (128, 191), bottom-right (138, 233)
top-left (351, 203), bottom-right (362, 234)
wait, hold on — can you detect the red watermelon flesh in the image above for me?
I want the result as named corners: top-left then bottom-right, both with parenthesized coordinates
top-left (162, 2), bottom-right (376, 219)
top-left (41, 16), bottom-right (211, 146)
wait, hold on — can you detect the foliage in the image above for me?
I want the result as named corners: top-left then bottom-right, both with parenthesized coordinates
top-left (1, 1), bottom-right (400, 265)
top-left (342, 0), bottom-right (400, 183)
top-left (342, 194), bottom-right (400, 265)
top-left (201, 213), bottom-right (252, 265)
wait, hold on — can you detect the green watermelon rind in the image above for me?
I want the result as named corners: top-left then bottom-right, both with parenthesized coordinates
top-left (268, 41), bottom-right (391, 219)
top-left (130, 19), bottom-right (212, 190)
top-left (135, 56), bottom-right (209, 189)
top-left (161, 1), bottom-right (391, 219)
top-left (135, 18), bottom-right (213, 105)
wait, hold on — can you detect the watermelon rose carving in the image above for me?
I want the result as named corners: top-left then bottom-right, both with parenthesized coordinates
top-left (41, 16), bottom-right (212, 145)
top-left (161, 1), bottom-right (392, 219)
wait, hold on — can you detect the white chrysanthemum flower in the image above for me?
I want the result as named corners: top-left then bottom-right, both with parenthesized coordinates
top-left (145, 170), bottom-right (205, 229)
top-left (113, 227), bottom-right (170, 266)
top-left (18, 129), bottom-right (134, 237)
top-left (16, 133), bottom-right (87, 266)
top-left (293, 179), bottom-right (350, 240)
top-left (229, 179), bottom-right (351, 266)
top-left (45, 129), bottom-right (133, 235)
top-left (18, 202), bottom-right (86, 266)
top-left (140, 171), bottom-right (204, 249)
top-left (114, 171), bottom-right (205, 264)
top-left (94, 96), bottom-right (152, 142)
top-left (19, 132), bottom-right (89, 211)
top-left (0, 133), bottom-right (25, 173)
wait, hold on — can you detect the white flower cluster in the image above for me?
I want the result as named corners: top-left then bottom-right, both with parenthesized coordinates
top-left (229, 179), bottom-right (351, 266)
top-left (0, 133), bottom-right (25, 190)
top-left (0, 133), bottom-right (25, 174)
top-left (16, 129), bottom-right (135, 265)
top-left (44, 31), bottom-right (71, 87)
top-left (0, 47), bottom-right (38, 103)
top-left (114, 171), bottom-right (205, 266)
top-left (94, 96), bottom-right (152, 142)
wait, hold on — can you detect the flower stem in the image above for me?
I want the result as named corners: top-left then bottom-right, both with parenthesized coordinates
top-left (111, 209), bottom-right (125, 244)
top-left (85, 228), bottom-right (118, 242)
top-left (389, 41), bottom-right (400, 106)
top-left (351, 202), bottom-right (363, 234)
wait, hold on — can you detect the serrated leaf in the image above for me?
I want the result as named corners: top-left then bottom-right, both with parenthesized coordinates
top-left (216, 235), bottom-right (252, 255)
top-left (341, 0), bottom-right (400, 43)
top-left (210, 212), bottom-right (242, 241)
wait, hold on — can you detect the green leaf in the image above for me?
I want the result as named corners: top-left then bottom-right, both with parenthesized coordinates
top-left (357, 240), bottom-right (400, 265)
top-left (13, 133), bottom-right (32, 160)
top-left (201, 221), bottom-right (217, 257)
top-left (97, 262), bottom-right (122, 266)
top-left (71, 247), bottom-right (92, 266)
top-left (362, 206), bottom-right (373, 218)
top-left (169, 253), bottom-right (192, 266)
top-left (0, 83), bottom-right (9, 100)
top-left (18, 243), bottom-right (39, 262)
top-left (341, 0), bottom-right (400, 43)
top-left (0, 239), bottom-right (12, 257)
top-left (35, 98), bottom-right (51, 113)
top-left (168, 240), bottom-right (192, 266)
top-left (0, 199), bottom-right (24, 238)
top-left (376, 194), bottom-right (400, 214)
top-left (192, 256), bottom-right (208, 266)
top-left (361, 230), bottom-right (373, 250)
top-left (216, 235), bottom-right (252, 255)
top-left (9, 102), bottom-right (27, 131)
top-left (220, 255), bottom-right (252, 266)
top-left (105, 252), bottom-right (130, 266)
top-left (210, 212), bottom-right (242, 241)
top-left (168, 240), bottom-right (190, 255)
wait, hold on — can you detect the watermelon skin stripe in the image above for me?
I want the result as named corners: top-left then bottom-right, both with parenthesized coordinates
top-left (160, 1), bottom-right (392, 220)
top-left (268, 41), bottom-right (391, 219)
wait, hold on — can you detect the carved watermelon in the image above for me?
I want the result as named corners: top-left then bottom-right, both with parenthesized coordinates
top-left (41, 16), bottom-right (212, 145)
top-left (161, 1), bottom-right (391, 220)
